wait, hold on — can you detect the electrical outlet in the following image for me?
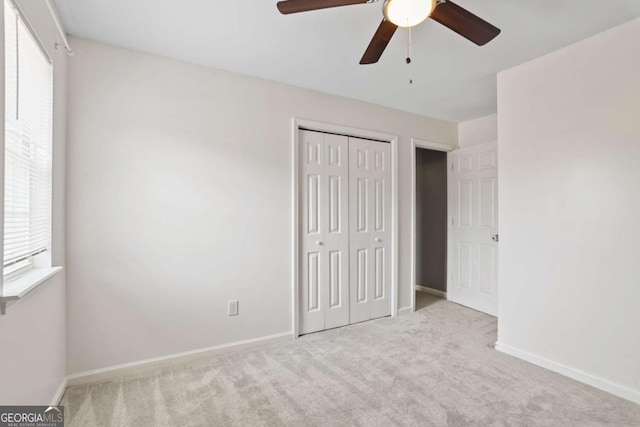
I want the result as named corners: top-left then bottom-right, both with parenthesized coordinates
top-left (228, 300), bottom-right (239, 316)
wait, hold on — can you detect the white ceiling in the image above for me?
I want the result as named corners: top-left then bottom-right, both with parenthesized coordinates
top-left (53, 0), bottom-right (640, 122)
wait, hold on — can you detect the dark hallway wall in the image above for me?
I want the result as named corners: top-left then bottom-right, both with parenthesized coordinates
top-left (415, 148), bottom-right (447, 291)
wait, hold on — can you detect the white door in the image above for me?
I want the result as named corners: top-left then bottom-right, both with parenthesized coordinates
top-left (349, 137), bottom-right (392, 324)
top-left (299, 130), bottom-right (350, 334)
top-left (449, 142), bottom-right (499, 316)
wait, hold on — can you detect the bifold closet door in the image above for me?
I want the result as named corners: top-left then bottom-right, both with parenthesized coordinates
top-left (299, 130), bottom-right (350, 334)
top-left (349, 137), bottom-right (392, 324)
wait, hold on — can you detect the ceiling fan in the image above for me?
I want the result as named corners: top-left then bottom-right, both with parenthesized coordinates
top-left (276, 0), bottom-right (501, 64)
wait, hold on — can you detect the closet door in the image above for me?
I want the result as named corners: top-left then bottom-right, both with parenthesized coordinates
top-left (323, 133), bottom-right (350, 329)
top-left (369, 140), bottom-right (391, 319)
top-left (349, 137), bottom-right (391, 324)
top-left (299, 130), bottom-right (349, 334)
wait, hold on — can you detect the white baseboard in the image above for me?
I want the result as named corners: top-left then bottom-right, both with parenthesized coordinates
top-left (67, 331), bottom-right (293, 387)
top-left (397, 306), bottom-right (413, 316)
top-left (495, 341), bottom-right (640, 405)
top-left (415, 285), bottom-right (447, 299)
top-left (51, 378), bottom-right (67, 405)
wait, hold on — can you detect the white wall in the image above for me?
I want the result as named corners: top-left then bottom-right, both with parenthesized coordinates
top-left (458, 114), bottom-right (497, 147)
top-left (0, 1), bottom-right (67, 404)
top-left (497, 18), bottom-right (640, 403)
top-left (65, 38), bottom-right (457, 374)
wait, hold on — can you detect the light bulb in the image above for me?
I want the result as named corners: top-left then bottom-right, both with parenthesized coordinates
top-left (383, 0), bottom-right (436, 28)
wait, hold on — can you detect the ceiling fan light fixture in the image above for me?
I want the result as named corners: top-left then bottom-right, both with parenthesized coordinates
top-left (383, 0), bottom-right (436, 28)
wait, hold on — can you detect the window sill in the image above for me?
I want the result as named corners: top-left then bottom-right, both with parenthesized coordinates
top-left (0, 266), bottom-right (63, 314)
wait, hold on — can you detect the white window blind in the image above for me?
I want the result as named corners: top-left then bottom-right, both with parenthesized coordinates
top-left (3, 0), bottom-right (53, 271)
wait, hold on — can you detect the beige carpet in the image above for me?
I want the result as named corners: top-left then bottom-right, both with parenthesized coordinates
top-left (61, 293), bottom-right (640, 426)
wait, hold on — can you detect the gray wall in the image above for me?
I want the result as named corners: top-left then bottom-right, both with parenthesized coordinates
top-left (496, 17), bottom-right (640, 401)
top-left (64, 38), bottom-right (457, 374)
top-left (415, 149), bottom-right (447, 291)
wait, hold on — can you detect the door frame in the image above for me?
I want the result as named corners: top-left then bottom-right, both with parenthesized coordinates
top-left (292, 118), bottom-right (399, 338)
top-left (410, 138), bottom-right (456, 313)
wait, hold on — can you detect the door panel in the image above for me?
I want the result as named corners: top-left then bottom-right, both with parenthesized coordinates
top-left (357, 178), bottom-right (368, 232)
top-left (478, 244), bottom-right (495, 295)
top-left (349, 137), bottom-right (391, 323)
top-left (328, 250), bottom-right (342, 307)
top-left (323, 134), bottom-right (350, 330)
top-left (328, 176), bottom-right (341, 233)
top-left (307, 175), bottom-right (320, 233)
top-left (300, 131), bottom-right (325, 333)
top-left (450, 142), bottom-right (498, 316)
top-left (349, 138), bottom-right (372, 323)
top-left (458, 241), bottom-right (472, 289)
top-left (479, 178), bottom-right (496, 227)
top-left (374, 247), bottom-right (385, 300)
top-left (356, 249), bottom-right (368, 303)
top-left (300, 130), bottom-right (349, 333)
top-left (374, 179), bottom-right (384, 231)
top-left (459, 180), bottom-right (473, 226)
top-left (307, 252), bottom-right (321, 311)
top-left (369, 141), bottom-right (391, 319)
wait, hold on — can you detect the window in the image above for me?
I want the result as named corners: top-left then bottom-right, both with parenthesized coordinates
top-left (3, 0), bottom-right (53, 278)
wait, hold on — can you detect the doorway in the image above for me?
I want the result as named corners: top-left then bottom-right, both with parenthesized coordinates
top-left (410, 139), bottom-right (455, 312)
top-left (415, 148), bottom-right (448, 309)
top-left (410, 139), bottom-right (500, 316)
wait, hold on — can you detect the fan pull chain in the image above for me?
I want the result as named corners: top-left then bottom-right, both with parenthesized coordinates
top-left (406, 27), bottom-right (413, 84)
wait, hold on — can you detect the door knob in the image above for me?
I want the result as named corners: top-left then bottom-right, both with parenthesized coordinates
top-left (374, 238), bottom-right (382, 243)
top-left (316, 241), bottom-right (323, 246)
top-left (491, 234), bottom-right (499, 242)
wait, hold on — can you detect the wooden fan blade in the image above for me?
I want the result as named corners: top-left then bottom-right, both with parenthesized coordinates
top-left (360, 19), bottom-right (397, 65)
top-left (430, 1), bottom-right (500, 46)
top-left (277, 0), bottom-right (367, 14)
